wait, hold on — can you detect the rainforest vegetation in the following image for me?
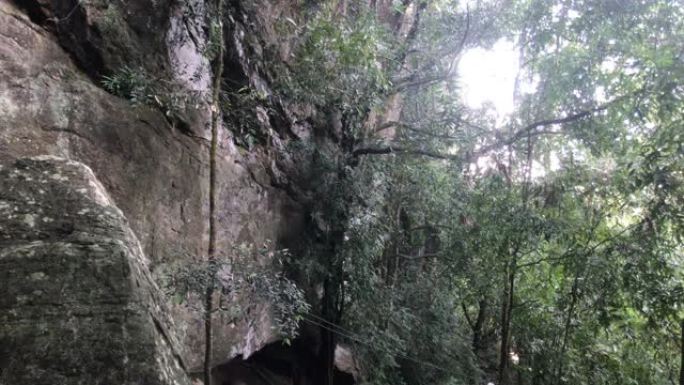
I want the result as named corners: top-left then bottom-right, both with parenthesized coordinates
top-left (263, 1), bottom-right (684, 384)
top-left (171, 0), bottom-right (684, 384)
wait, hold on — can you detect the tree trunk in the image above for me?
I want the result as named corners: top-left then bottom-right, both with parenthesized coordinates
top-left (204, 0), bottom-right (224, 383)
top-left (556, 274), bottom-right (579, 383)
top-left (679, 319), bottom-right (684, 385)
top-left (497, 270), bottom-right (510, 385)
top-left (321, 273), bottom-right (342, 385)
top-left (467, 297), bottom-right (488, 385)
top-left (203, 285), bottom-right (214, 385)
top-left (498, 256), bottom-right (517, 385)
top-left (320, 221), bottom-right (347, 385)
top-left (472, 298), bottom-right (488, 355)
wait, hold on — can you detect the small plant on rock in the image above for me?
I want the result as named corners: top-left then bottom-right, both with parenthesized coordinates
top-left (101, 66), bottom-right (152, 104)
top-left (101, 66), bottom-right (201, 125)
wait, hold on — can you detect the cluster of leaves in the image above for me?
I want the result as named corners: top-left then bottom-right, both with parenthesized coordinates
top-left (283, 136), bottom-right (482, 384)
top-left (273, 3), bottom-right (393, 141)
top-left (101, 66), bottom-right (153, 104)
top-left (220, 86), bottom-right (270, 150)
top-left (165, 243), bottom-right (310, 343)
top-left (204, 16), bottom-right (225, 62)
top-left (101, 66), bottom-right (201, 123)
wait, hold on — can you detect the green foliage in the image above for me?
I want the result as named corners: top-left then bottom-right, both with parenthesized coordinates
top-left (101, 66), bottom-right (200, 122)
top-left (272, 4), bottom-right (392, 141)
top-left (220, 86), bottom-right (270, 149)
top-left (165, 243), bottom-right (310, 342)
top-left (101, 66), bottom-right (151, 104)
top-left (204, 17), bottom-right (224, 61)
top-left (288, 6), bottom-right (390, 101)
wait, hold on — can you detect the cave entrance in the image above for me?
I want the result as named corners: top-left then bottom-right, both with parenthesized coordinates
top-left (212, 339), bottom-right (355, 385)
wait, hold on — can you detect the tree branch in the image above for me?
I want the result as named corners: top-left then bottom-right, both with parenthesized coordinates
top-left (355, 95), bottom-right (629, 162)
top-left (393, 73), bottom-right (453, 92)
top-left (352, 144), bottom-right (461, 161)
top-left (392, 5), bottom-right (470, 91)
top-left (469, 97), bottom-right (625, 160)
top-left (518, 222), bottom-right (639, 269)
top-left (375, 120), bottom-right (465, 140)
top-left (398, 252), bottom-right (441, 260)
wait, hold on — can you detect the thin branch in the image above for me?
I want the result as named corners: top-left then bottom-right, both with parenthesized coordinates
top-left (46, 0), bottom-right (82, 24)
top-left (392, 5), bottom-right (470, 91)
top-left (375, 120), bottom-right (464, 140)
top-left (454, 5), bottom-right (471, 66)
top-left (398, 252), bottom-right (441, 260)
top-left (393, 73), bottom-right (453, 92)
top-left (518, 222), bottom-right (639, 269)
top-left (408, 224), bottom-right (455, 232)
top-left (352, 144), bottom-right (461, 161)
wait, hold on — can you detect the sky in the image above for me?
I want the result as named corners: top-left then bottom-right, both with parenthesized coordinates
top-left (458, 39), bottom-right (562, 178)
top-left (458, 39), bottom-right (520, 118)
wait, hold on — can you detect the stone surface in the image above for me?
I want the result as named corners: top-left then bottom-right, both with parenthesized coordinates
top-left (0, 1), bottom-right (304, 371)
top-left (16, 0), bottom-right (174, 80)
top-left (0, 156), bottom-right (190, 385)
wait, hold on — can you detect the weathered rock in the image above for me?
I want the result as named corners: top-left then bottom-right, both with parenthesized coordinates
top-left (0, 1), bottom-right (304, 370)
top-left (0, 156), bottom-right (190, 385)
top-left (16, 0), bottom-right (173, 80)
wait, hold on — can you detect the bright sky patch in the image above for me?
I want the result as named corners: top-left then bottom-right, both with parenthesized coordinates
top-left (458, 39), bottom-right (519, 117)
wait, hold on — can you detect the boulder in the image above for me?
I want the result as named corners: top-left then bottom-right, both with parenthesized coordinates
top-left (0, 156), bottom-right (190, 385)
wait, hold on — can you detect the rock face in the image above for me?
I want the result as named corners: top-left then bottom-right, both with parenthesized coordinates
top-left (0, 157), bottom-right (189, 385)
top-left (0, 0), bottom-right (301, 371)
